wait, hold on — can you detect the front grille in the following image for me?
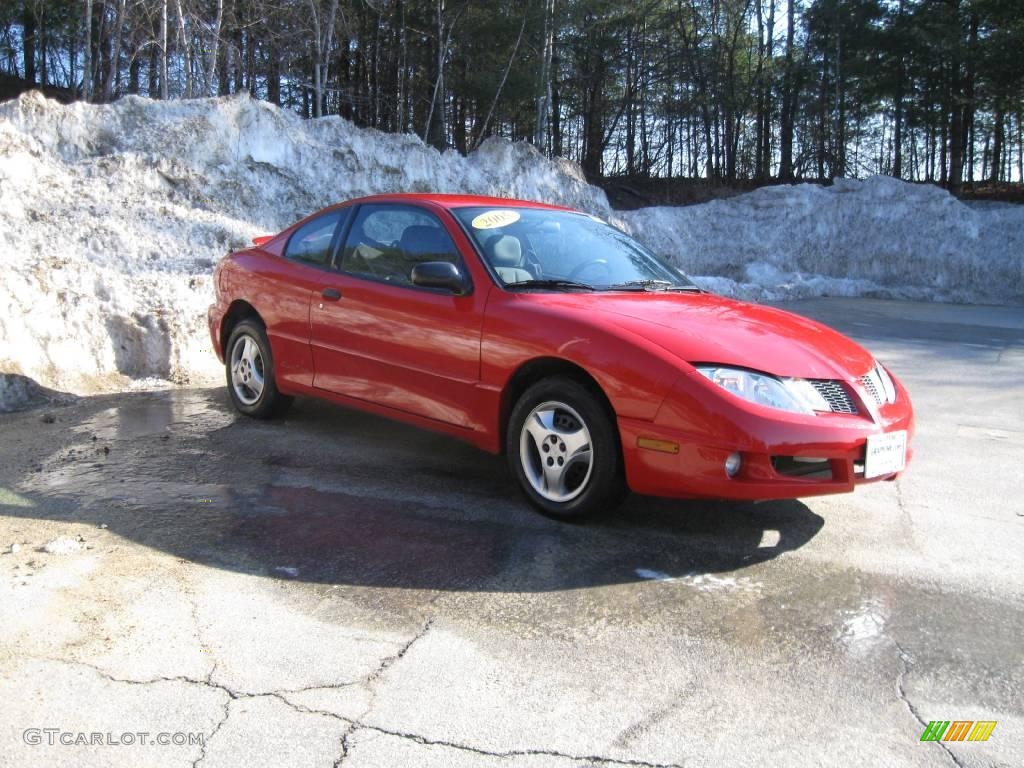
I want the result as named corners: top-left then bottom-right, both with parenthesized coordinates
top-left (860, 369), bottom-right (884, 406)
top-left (809, 379), bottom-right (858, 414)
top-left (772, 456), bottom-right (834, 480)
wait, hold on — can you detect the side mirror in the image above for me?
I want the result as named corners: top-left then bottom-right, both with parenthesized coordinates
top-left (410, 262), bottom-right (470, 295)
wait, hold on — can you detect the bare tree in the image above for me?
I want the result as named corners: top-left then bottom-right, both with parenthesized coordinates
top-left (309, 0), bottom-right (340, 117)
top-left (102, 0), bottom-right (127, 101)
top-left (535, 0), bottom-right (555, 149)
top-left (474, 4), bottom-right (530, 151)
top-left (83, 0), bottom-right (93, 101)
top-left (174, 0), bottom-right (192, 97)
top-left (205, 0), bottom-right (224, 96)
top-left (424, 0), bottom-right (466, 147)
top-left (160, 0), bottom-right (168, 99)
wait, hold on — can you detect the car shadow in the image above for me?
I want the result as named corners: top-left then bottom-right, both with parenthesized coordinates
top-left (0, 387), bottom-right (824, 593)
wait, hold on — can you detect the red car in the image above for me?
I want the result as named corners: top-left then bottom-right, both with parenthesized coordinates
top-left (209, 194), bottom-right (913, 519)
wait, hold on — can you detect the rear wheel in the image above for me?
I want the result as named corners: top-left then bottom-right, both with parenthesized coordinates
top-left (507, 376), bottom-right (627, 520)
top-left (225, 319), bottom-right (292, 418)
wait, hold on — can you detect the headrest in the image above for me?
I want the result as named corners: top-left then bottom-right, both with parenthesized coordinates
top-left (400, 225), bottom-right (452, 258)
top-left (486, 235), bottom-right (522, 266)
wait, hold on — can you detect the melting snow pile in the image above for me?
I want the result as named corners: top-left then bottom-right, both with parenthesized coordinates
top-left (621, 179), bottom-right (1024, 304)
top-left (0, 90), bottom-right (1021, 395)
top-left (0, 91), bottom-right (607, 394)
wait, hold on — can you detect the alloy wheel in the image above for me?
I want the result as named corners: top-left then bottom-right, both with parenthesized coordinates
top-left (519, 400), bottom-right (594, 503)
top-left (230, 334), bottom-right (265, 406)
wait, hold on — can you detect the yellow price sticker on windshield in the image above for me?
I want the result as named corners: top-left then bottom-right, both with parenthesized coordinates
top-left (471, 210), bottom-right (521, 229)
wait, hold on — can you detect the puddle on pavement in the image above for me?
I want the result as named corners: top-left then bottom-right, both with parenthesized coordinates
top-left (74, 390), bottom-right (235, 440)
top-left (217, 484), bottom-right (508, 589)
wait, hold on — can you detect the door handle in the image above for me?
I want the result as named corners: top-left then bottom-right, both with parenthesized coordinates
top-left (321, 288), bottom-right (342, 301)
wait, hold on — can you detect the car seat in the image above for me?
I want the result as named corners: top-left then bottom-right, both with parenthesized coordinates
top-left (484, 235), bottom-right (533, 284)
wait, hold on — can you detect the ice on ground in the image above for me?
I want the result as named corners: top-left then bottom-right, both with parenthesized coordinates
top-left (0, 373), bottom-right (40, 413)
top-left (42, 537), bottom-right (83, 555)
top-left (0, 372), bottom-right (74, 413)
top-left (635, 568), bottom-right (678, 582)
top-left (1, 91), bottom-right (1021, 394)
top-left (836, 598), bottom-right (889, 651)
top-left (634, 568), bottom-right (762, 593)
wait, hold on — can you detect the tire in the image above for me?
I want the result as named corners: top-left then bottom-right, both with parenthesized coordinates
top-left (225, 319), bottom-right (293, 419)
top-left (507, 376), bottom-right (627, 520)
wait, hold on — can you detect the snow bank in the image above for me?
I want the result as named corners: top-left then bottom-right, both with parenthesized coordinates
top-left (621, 177), bottom-right (1024, 304)
top-left (0, 91), bottom-right (1021, 395)
top-left (0, 91), bottom-right (608, 393)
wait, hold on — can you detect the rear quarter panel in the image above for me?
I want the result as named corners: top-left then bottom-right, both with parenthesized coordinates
top-left (217, 249), bottom-right (317, 389)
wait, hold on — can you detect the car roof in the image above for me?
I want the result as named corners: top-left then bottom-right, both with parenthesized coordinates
top-left (343, 193), bottom-right (577, 212)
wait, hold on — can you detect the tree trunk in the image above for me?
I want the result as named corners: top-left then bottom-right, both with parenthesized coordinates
top-left (891, 0), bottom-right (906, 178)
top-left (949, 108), bottom-right (963, 191)
top-left (550, 38), bottom-right (562, 156)
top-left (206, 0), bottom-right (224, 96)
top-left (963, 9), bottom-right (978, 185)
top-left (535, 0), bottom-right (555, 149)
top-left (128, 47), bottom-right (140, 93)
top-left (38, 6), bottom-right (47, 86)
top-left (753, 0), bottom-right (761, 180)
top-left (779, 0), bottom-right (797, 181)
top-left (581, 51), bottom-right (606, 178)
top-left (395, 0), bottom-right (407, 132)
top-left (425, 0), bottom-right (449, 148)
top-left (22, 5), bottom-right (36, 85)
top-left (1017, 110), bottom-right (1023, 184)
top-left (103, 0), bottom-right (126, 101)
top-left (148, 44), bottom-right (158, 97)
top-left (160, 0), bottom-right (169, 99)
top-left (175, 0), bottom-right (191, 98)
top-left (267, 46), bottom-right (281, 105)
top-left (989, 109), bottom-right (1005, 184)
top-left (218, 20), bottom-right (232, 96)
top-left (310, 0), bottom-right (337, 117)
top-left (84, 0), bottom-right (94, 100)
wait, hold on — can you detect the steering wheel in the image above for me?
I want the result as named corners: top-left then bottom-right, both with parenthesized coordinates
top-left (567, 258), bottom-right (611, 283)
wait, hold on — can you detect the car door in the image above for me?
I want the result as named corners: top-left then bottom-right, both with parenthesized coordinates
top-left (255, 207), bottom-right (349, 390)
top-left (307, 202), bottom-right (487, 429)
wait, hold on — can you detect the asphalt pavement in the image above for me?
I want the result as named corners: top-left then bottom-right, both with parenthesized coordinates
top-left (1, 298), bottom-right (1022, 768)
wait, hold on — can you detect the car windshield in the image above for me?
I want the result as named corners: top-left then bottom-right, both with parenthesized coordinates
top-left (452, 207), bottom-right (697, 291)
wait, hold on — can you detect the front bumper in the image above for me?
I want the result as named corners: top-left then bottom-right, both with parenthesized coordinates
top-left (619, 371), bottom-right (915, 501)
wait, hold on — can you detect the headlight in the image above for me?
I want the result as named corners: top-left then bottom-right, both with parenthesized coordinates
top-left (695, 366), bottom-right (831, 414)
top-left (874, 362), bottom-right (897, 403)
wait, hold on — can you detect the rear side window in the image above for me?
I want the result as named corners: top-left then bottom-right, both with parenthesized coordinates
top-left (340, 204), bottom-right (461, 286)
top-left (284, 210), bottom-right (346, 267)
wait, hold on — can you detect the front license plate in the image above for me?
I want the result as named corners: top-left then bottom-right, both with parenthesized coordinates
top-left (864, 430), bottom-right (907, 479)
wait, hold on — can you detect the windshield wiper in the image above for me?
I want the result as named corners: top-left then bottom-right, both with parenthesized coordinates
top-left (607, 279), bottom-right (700, 292)
top-left (505, 279), bottom-right (595, 291)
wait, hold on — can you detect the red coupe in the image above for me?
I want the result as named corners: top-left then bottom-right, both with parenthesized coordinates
top-left (209, 194), bottom-right (914, 519)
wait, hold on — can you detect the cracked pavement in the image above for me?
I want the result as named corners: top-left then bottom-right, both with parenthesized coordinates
top-left (1, 298), bottom-right (1022, 767)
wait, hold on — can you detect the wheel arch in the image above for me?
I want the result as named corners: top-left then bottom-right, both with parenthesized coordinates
top-left (220, 300), bottom-right (264, 355)
top-left (498, 357), bottom-right (618, 455)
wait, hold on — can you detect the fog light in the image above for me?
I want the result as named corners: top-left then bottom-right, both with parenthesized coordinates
top-left (725, 452), bottom-right (742, 477)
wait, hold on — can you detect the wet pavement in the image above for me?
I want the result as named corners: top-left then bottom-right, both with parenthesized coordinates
top-left (0, 298), bottom-right (1022, 768)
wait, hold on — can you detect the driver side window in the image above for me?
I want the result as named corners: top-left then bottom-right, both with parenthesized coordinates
top-left (340, 204), bottom-right (461, 286)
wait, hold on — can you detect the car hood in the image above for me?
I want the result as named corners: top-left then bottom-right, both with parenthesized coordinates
top-left (535, 291), bottom-right (875, 380)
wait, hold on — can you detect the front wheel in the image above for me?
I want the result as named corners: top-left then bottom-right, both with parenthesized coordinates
top-left (507, 376), bottom-right (627, 520)
top-left (225, 319), bottom-right (292, 418)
